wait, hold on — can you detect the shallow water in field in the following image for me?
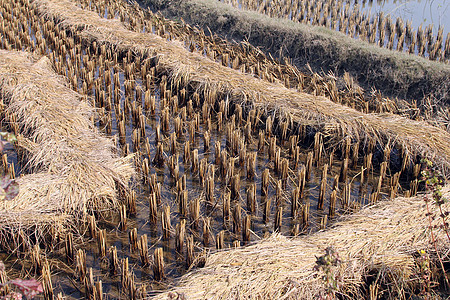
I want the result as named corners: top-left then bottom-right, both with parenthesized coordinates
top-left (357, 0), bottom-right (449, 36)
top-left (47, 60), bottom-right (409, 298)
top-left (232, 0), bottom-right (449, 56)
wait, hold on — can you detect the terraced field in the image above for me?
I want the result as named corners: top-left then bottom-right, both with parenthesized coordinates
top-left (0, 0), bottom-right (448, 298)
top-left (146, 0), bottom-right (450, 104)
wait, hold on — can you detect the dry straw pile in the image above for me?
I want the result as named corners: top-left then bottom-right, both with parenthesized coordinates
top-left (0, 50), bottom-right (134, 251)
top-left (33, 0), bottom-right (450, 172)
top-left (154, 188), bottom-right (450, 299)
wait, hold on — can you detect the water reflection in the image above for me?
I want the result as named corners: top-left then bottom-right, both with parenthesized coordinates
top-left (357, 0), bottom-right (448, 35)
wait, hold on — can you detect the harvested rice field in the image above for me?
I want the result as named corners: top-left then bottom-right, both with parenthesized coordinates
top-left (147, 0), bottom-right (450, 104)
top-left (0, 0), bottom-right (448, 299)
top-left (216, 0), bottom-right (450, 61)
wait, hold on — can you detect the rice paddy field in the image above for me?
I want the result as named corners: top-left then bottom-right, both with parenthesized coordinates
top-left (0, 0), bottom-right (449, 299)
top-left (217, 0), bottom-right (450, 60)
top-left (147, 0), bottom-right (450, 104)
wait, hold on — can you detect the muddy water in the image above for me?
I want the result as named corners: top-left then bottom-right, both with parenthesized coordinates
top-left (51, 65), bottom-right (400, 298)
top-left (25, 64), bottom-right (393, 298)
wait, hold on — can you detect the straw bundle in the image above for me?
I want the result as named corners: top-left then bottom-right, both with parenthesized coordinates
top-left (0, 50), bottom-right (134, 251)
top-left (153, 187), bottom-right (450, 299)
top-left (32, 0), bottom-right (450, 172)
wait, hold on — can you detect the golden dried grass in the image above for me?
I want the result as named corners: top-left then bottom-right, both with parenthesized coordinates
top-left (32, 0), bottom-right (450, 172)
top-left (153, 188), bottom-right (450, 299)
top-left (0, 50), bottom-right (135, 251)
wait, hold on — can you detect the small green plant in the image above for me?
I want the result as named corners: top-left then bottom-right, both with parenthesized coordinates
top-left (315, 246), bottom-right (342, 299)
top-left (421, 159), bottom-right (449, 242)
top-left (420, 159), bottom-right (450, 290)
top-left (416, 249), bottom-right (432, 297)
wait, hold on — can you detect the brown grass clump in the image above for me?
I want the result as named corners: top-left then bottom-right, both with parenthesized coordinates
top-left (0, 50), bottom-right (135, 251)
top-left (31, 0), bottom-right (450, 173)
top-left (153, 187), bottom-right (450, 299)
